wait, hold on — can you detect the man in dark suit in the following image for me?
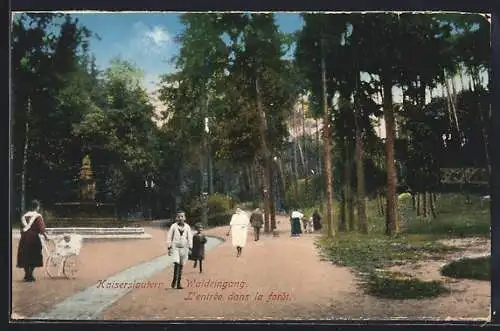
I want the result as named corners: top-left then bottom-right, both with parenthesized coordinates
top-left (250, 208), bottom-right (264, 241)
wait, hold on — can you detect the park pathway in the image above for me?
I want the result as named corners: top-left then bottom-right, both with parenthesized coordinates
top-left (12, 213), bottom-right (490, 320)
top-left (99, 215), bottom-right (361, 320)
top-left (29, 237), bottom-right (224, 320)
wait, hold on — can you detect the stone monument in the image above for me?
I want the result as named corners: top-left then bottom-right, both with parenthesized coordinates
top-left (79, 154), bottom-right (97, 201)
top-left (51, 154), bottom-right (116, 223)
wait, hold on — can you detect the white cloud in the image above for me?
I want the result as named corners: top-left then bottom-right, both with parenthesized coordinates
top-left (131, 22), bottom-right (171, 54)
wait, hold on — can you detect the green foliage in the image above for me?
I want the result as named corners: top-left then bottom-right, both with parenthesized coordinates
top-left (404, 194), bottom-right (490, 237)
top-left (316, 232), bottom-right (457, 299)
top-left (405, 211), bottom-right (490, 237)
top-left (12, 12), bottom-right (491, 229)
top-left (317, 232), bottom-right (460, 273)
top-left (187, 193), bottom-right (236, 227)
top-left (365, 272), bottom-right (449, 299)
top-left (440, 256), bottom-right (490, 281)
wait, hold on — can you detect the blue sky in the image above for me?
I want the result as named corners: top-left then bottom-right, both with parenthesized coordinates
top-left (68, 12), bottom-right (304, 92)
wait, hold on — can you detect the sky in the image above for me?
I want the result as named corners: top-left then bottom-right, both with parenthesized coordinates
top-left (66, 12), bottom-right (305, 92)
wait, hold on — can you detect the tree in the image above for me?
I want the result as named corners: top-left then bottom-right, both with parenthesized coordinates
top-left (296, 14), bottom-right (351, 237)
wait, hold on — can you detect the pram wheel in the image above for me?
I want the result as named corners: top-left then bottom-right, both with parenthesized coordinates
top-left (63, 254), bottom-right (79, 279)
top-left (45, 239), bottom-right (56, 253)
top-left (45, 255), bottom-right (63, 278)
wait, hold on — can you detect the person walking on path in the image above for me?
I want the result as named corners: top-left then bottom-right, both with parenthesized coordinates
top-left (312, 210), bottom-right (322, 231)
top-left (17, 200), bottom-right (50, 282)
top-left (190, 223), bottom-right (207, 273)
top-left (290, 210), bottom-right (303, 237)
top-left (166, 211), bottom-right (193, 289)
top-left (226, 207), bottom-right (250, 257)
top-left (249, 208), bottom-right (264, 241)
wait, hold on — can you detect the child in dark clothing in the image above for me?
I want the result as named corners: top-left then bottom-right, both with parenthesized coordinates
top-left (191, 223), bottom-right (207, 273)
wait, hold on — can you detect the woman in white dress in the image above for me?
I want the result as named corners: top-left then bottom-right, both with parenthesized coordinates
top-left (166, 211), bottom-right (193, 289)
top-left (226, 208), bottom-right (250, 257)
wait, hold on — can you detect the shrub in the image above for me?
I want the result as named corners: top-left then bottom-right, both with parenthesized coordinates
top-left (366, 272), bottom-right (449, 299)
top-left (440, 256), bottom-right (490, 281)
top-left (188, 193), bottom-right (235, 227)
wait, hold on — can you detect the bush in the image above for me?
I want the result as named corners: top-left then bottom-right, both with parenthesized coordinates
top-left (366, 272), bottom-right (449, 299)
top-left (188, 193), bottom-right (236, 227)
top-left (284, 176), bottom-right (320, 210)
top-left (440, 256), bottom-right (491, 281)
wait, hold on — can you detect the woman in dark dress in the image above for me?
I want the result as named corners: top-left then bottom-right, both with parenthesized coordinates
top-left (17, 200), bottom-right (49, 282)
top-left (312, 210), bottom-right (323, 231)
top-left (191, 223), bottom-right (207, 273)
top-left (290, 210), bottom-right (303, 237)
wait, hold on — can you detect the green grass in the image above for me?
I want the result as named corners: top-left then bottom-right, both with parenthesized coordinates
top-left (364, 193), bottom-right (490, 237)
top-left (365, 271), bottom-right (449, 299)
top-left (316, 232), bottom-right (460, 299)
top-left (282, 193), bottom-right (490, 299)
top-left (440, 256), bottom-right (491, 281)
top-left (316, 232), bottom-right (462, 273)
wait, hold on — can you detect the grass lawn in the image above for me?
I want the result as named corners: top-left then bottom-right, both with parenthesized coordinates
top-left (315, 193), bottom-right (490, 299)
top-left (365, 271), bottom-right (450, 299)
top-left (441, 256), bottom-right (491, 281)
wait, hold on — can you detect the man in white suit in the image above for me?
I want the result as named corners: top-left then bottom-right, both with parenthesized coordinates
top-left (167, 211), bottom-right (193, 289)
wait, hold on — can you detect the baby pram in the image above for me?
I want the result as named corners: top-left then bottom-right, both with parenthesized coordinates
top-left (42, 234), bottom-right (83, 279)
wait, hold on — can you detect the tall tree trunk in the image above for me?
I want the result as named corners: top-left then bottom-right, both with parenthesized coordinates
top-left (298, 141), bottom-right (306, 178)
top-left (301, 98), bottom-right (307, 174)
top-left (199, 145), bottom-right (205, 194)
top-left (339, 189), bottom-right (346, 231)
top-left (292, 115), bottom-right (299, 202)
top-left (316, 118), bottom-right (322, 174)
top-left (443, 84), bottom-right (453, 129)
top-left (444, 70), bottom-right (461, 135)
top-left (316, 117), bottom-right (324, 212)
top-left (255, 75), bottom-right (275, 232)
top-left (354, 84), bottom-right (367, 233)
top-left (429, 192), bottom-right (436, 219)
top-left (208, 144), bottom-right (214, 195)
top-left (378, 191), bottom-right (385, 216)
top-left (451, 73), bottom-right (458, 107)
top-left (321, 38), bottom-right (335, 237)
top-left (256, 160), bottom-right (270, 228)
top-left (416, 193), bottom-right (421, 216)
top-left (266, 158), bottom-right (276, 230)
top-left (21, 97), bottom-right (32, 213)
top-left (345, 143), bottom-right (354, 231)
top-left (471, 69), bottom-right (491, 176)
top-left (382, 72), bottom-right (398, 236)
top-left (411, 194), bottom-right (416, 212)
top-left (459, 65), bottom-right (466, 92)
top-left (423, 191), bottom-right (428, 218)
top-left (278, 158), bottom-right (287, 207)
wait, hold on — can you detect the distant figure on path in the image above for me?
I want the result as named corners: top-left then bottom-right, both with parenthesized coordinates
top-left (226, 207), bottom-right (250, 257)
top-left (301, 215), bottom-right (309, 232)
top-left (166, 211), bottom-right (193, 289)
top-left (312, 210), bottom-right (323, 231)
top-left (191, 223), bottom-right (207, 273)
top-left (249, 208), bottom-right (264, 241)
top-left (17, 200), bottom-right (49, 282)
top-left (305, 216), bottom-right (315, 233)
top-left (290, 210), bottom-right (303, 237)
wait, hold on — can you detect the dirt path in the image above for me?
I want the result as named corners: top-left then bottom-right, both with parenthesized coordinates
top-left (12, 217), bottom-right (490, 320)
top-left (101, 217), bottom-right (490, 320)
top-left (100, 216), bottom-right (361, 320)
